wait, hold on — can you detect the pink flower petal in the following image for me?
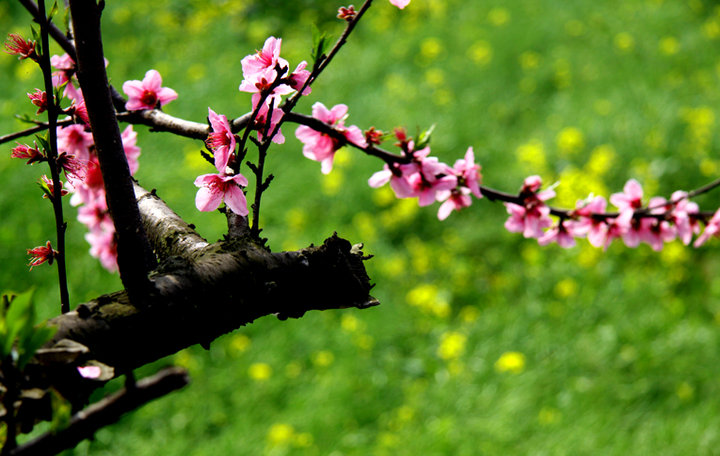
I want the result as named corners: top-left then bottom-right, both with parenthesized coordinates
top-left (77, 365), bottom-right (102, 379)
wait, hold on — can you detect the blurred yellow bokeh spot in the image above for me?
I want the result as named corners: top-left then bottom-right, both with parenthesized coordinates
top-left (437, 331), bottom-right (467, 360)
top-left (248, 362), bottom-right (272, 381)
top-left (495, 351), bottom-right (526, 374)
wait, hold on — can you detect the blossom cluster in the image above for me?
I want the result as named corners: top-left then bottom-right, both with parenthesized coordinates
top-left (501, 177), bottom-right (714, 251)
top-left (366, 129), bottom-right (482, 221)
top-left (296, 102), bottom-right (366, 174)
top-left (354, 126), bottom-right (720, 250)
top-left (238, 36), bottom-right (311, 144)
top-left (194, 35), bottom-right (314, 216)
top-left (67, 123), bottom-right (142, 271)
top-left (11, 51), bottom-right (148, 271)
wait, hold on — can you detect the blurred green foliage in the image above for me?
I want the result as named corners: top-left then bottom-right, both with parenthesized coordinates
top-left (3, 0), bottom-right (720, 454)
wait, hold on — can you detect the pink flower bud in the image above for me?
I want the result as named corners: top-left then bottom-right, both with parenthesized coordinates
top-left (27, 89), bottom-right (47, 114)
top-left (4, 34), bottom-right (37, 61)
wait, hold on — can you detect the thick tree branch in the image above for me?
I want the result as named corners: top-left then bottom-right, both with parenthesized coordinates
top-left (9, 367), bottom-right (189, 456)
top-left (133, 183), bottom-right (209, 260)
top-left (69, 0), bottom-right (157, 300)
top-left (1, 177), bottom-right (377, 433)
top-left (47, 233), bottom-right (376, 372)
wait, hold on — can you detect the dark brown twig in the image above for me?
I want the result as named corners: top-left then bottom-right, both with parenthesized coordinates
top-left (9, 367), bottom-right (189, 456)
top-left (36, 0), bottom-right (70, 313)
top-left (69, 0), bottom-right (157, 302)
top-left (0, 118), bottom-right (75, 145)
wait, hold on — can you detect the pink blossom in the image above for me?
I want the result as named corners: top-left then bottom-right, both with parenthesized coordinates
top-left (617, 196), bottom-right (673, 249)
top-left (503, 176), bottom-right (555, 239)
top-left (65, 86), bottom-right (90, 125)
top-left (81, 156), bottom-right (105, 192)
top-left (694, 208), bottom-right (720, 247)
top-left (50, 53), bottom-right (75, 71)
top-left (51, 53), bottom-right (75, 88)
top-left (638, 217), bottom-right (676, 251)
top-left (239, 76), bottom-right (294, 107)
top-left (633, 196), bottom-right (676, 250)
top-left (206, 108), bottom-right (236, 172)
top-left (367, 144), bottom-right (459, 205)
top-left (241, 36), bottom-right (289, 84)
top-left (610, 179), bottom-right (644, 215)
top-left (368, 163), bottom-right (415, 198)
top-left (194, 172), bottom-right (249, 216)
top-left (57, 124), bottom-right (94, 161)
top-left (69, 156), bottom-right (105, 207)
top-left (389, 0), bottom-right (411, 9)
top-left (437, 187), bottom-right (472, 220)
top-left (597, 210), bottom-right (633, 250)
top-left (85, 228), bottom-right (118, 272)
top-left (254, 102), bottom-right (286, 145)
top-left (538, 220), bottom-right (576, 248)
top-left (56, 151), bottom-right (87, 184)
top-left (27, 241), bottom-right (58, 270)
top-left (296, 102), bottom-right (367, 174)
top-left (288, 61), bottom-right (312, 95)
top-left (122, 69), bottom-right (178, 111)
top-left (668, 191), bottom-right (701, 245)
top-left (121, 125), bottom-right (141, 175)
top-left (407, 157), bottom-right (457, 206)
top-left (567, 196), bottom-right (607, 245)
top-left (521, 175), bottom-right (544, 194)
top-left (452, 146), bottom-right (482, 198)
top-left (504, 201), bottom-right (553, 238)
top-left (77, 198), bottom-right (113, 232)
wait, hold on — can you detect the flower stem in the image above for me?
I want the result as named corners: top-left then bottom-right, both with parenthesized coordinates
top-left (37, 0), bottom-right (70, 313)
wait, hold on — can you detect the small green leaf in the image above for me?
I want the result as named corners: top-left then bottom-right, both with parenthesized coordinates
top-left (18, 324), bottom-right (57, 369)
top-left (415, 124), bottom-right (436, 149)
top-left (48, 1), bottom-right (59, 22)
top-left (30, 26), bottom-right (42, 56)
top-left (35, 134), bottom-right (50, 154)
top-left (311, 24), bottom-right (331, 70)
top-left (14, 114), bottom-right (37, 124)
top-left (3, 289), bottom-right (34, 359)
top-left (50, 389), bottom-right (72, 432)
top-left (62, 8), bottom-right (70, 33)
top-left (38, 179), bottom-right (54, 199)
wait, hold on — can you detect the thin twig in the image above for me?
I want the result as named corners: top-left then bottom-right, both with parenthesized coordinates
top-left (0, 118), bottom-right (75, 145)
top-left (286, 0), bottom-right (374, 107)
top-left (247, 0), bottom-right (375, 233)
top-left (9, 367), bottom-right (189, 456)
top-left (37, 0), bottom-right (71, 313)
top-left (250, 97), bottom-right (277, 235)
top-left (687, 176), bottom-right (720, 199)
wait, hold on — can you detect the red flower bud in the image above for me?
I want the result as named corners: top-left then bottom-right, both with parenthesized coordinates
top-left (4, 34), bottom-right (37, 61)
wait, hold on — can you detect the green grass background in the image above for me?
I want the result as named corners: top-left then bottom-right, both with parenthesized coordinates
top-left (4, 0), bottom-right (720, 454)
